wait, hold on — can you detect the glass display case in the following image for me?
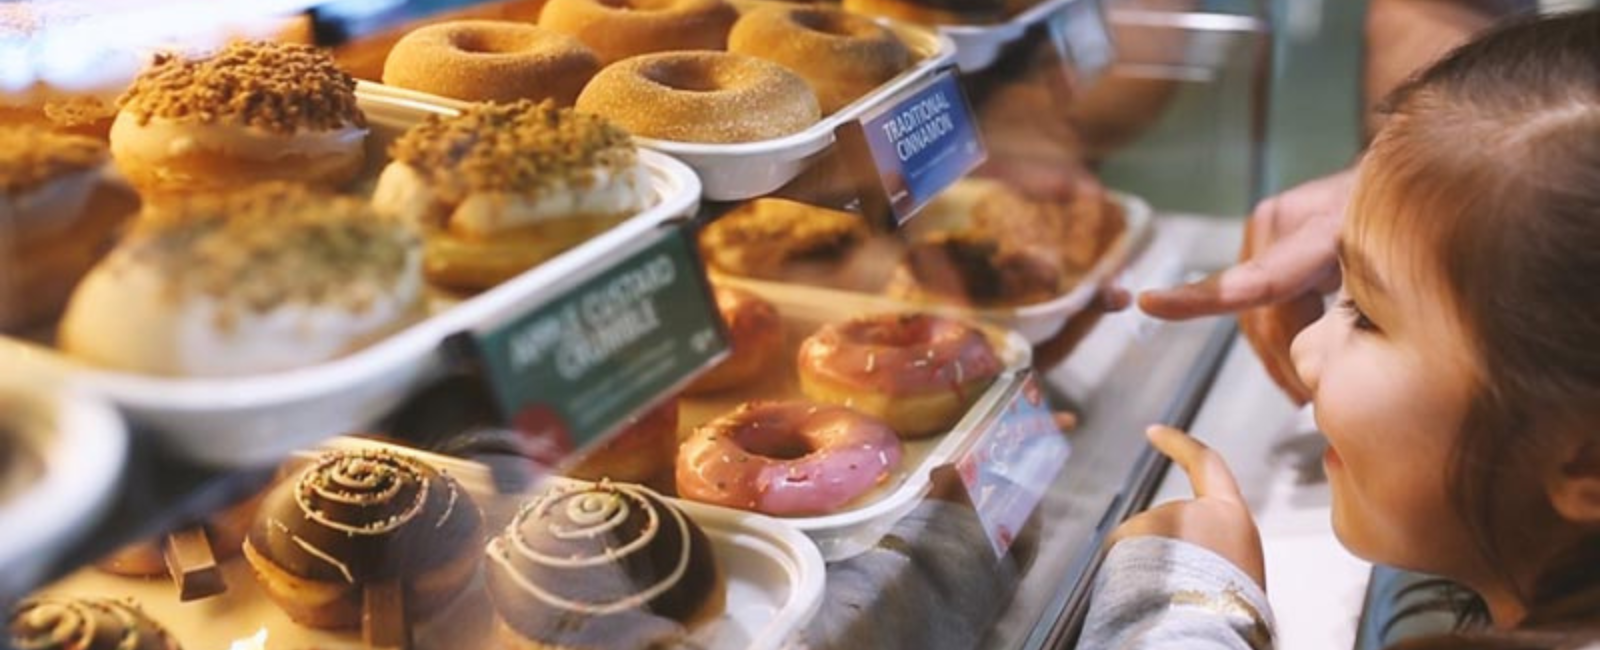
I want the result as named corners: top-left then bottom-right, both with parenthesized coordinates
top-left (0, 0), bottom-right (1272, 647)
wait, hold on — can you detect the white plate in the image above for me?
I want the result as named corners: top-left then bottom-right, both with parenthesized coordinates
top-left (677, 287), bottom-right (1031, 561)
top-left (0, 93), bottom-right (703, 468)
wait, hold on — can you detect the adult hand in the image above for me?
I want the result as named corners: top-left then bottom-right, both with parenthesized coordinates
top-left (1110, 425), bottom-right (1266, 590)
top-left (1137, 167), bottom-right (1356, 403)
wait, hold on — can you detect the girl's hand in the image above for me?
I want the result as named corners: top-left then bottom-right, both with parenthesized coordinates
top-left (1110, 426), bottom-right (1267, 590)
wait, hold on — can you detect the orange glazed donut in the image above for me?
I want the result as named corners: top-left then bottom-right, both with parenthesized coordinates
top-left (684, 286), bottom-right (783, 395)
top-left (382, 21), bottom-right (600, 106)
top-left (576, 51), bottom-right (821, 144)
top-left (798, 313), bottom-right (1004, 437)
top-left (677, 400), bottom-right (903, 516)
top-left (729, 5), bottom-right (912, 114)
top-left (539, 0), bottom-right (738, 64)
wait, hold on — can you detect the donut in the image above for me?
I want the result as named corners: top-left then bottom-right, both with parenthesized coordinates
top-left (576, 51), bottom-right (821, 144)
top-left (58, 183), bottom-right (423, 376)
top-left (797, 313), bottom-right (1004, 437)
top-left (698, 198), bottom-right (876, 287)
top-left (9, 597), bottom-right (180, 650)
top-left (0, 128), bottom-right (138, 332)
top-left (111, 41), bottom-right (368, 193)
top-left (565, 398), bottom-right (681, 490)
top-left (676, 400), bottom-right (903, 515)
top-left (684, 286), bottom-right (783, 395)
top-left (382, 21), bottom-right (601, 106)
top-left (242, 449), bottom-right (485, 630)
top-left (538, 0), bottom-right (738, 64)
top-left (372, 99), bottom-right (651, 291)
top-left (728, 5), bottom-right (912, 114)
top-left (841, 0), bottom-right (1004, 25)
top-left (486, 479), bottom-right (722, 650)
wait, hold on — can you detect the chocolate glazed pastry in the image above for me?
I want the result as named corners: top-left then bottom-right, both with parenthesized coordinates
top-left (242, 450), bottom-right (484, 633)
top-left (486, 480), bottom-right (723, 650)
top-left (9, 597), bottom-right (181, 650)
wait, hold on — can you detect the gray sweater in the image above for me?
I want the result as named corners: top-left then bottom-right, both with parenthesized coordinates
top-left (1080, 536), bottom-right (1276, 649)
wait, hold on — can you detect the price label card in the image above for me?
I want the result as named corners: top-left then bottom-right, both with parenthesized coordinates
top-left (457, 224), bottom-right (727, 463)
top-left (1046, 0), bottom-right (1114, 88)
top-left (841, 68), bottom-right (986, 228)
top-left (953, 372), bottom-right (1072, 558)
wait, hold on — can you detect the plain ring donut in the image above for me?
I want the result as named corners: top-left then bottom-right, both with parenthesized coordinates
top-left (576, 51), bottom-right (821, 143)
top-left (383, 20), bottom-right (601, 105)
top-left (539, 0), bottom-right (739, 64)
top-left (729, 5), bottom-right (912, 114)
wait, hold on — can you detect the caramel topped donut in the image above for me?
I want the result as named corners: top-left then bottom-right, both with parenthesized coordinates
top-left (486, 480), bottom-right (721, 649)
top-left (373, 99), bottom-right (651, 290)
top-left (383, 21), bottom-right (601, 105)
top-left (539, 0), bottom-right (739, 64)
top-left (9, 597), bottom-right (180, 650)
top-left (729, 5), bottom-right (912, 114)
top-left (112, 41), bottom-right (368, 192)
top-left (576, 51), bottom-right (821, 144)
top-left (243, 449), bottom-right (485, 629)
top-left (798, 313), bottom-right (1004, 437)
top-left (58, 183), bottom-right (422, 376)
top-left (685, 286), bottom-right (783, 394)
top-left (699, 198), bottom-right (873, 284)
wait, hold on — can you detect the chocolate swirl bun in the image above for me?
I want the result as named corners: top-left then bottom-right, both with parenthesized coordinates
top-left (9, 597), bottom-right (180, 650)
top-left (242, 449), bottom-right (484, 629)
top-left (486, 480), bottom-right (722, 649)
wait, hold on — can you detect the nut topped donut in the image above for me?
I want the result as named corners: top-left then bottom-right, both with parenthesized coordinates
top-left (383, 21), bottom-right (601, 106)
top-left (372, 99), bottom-right (651, 290)
top-left (576, 51), bottom-right (821, 144)
top-left (9, 597), bottom-right (180, 650)
top-left (242, 449), bottom-right (485, 629)
top-left (57, 183), bottom-right (423, 376)
top-left (798, 313), bottom-right (1004, 437)
top-left (539, 0), bottom-right (739, 64)
top-left (111, 41), bottom-right (368, 193)
top-left (486, 479), bottom-right (722, 650)
top-left (729, 5), bottom-right (912, 114)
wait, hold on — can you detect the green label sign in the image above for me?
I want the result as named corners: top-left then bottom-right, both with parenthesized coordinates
top-left (463, 224), bottom-right (727, 461)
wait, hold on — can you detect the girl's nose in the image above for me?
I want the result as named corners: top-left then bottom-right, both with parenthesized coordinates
top-left (1290, 312), bottom-right (1329, 394)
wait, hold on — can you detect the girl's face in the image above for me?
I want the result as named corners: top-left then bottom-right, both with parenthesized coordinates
top-left (1289, 201), bottom-right (1484, 576)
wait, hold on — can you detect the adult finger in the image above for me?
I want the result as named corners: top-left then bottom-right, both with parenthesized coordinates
top-left (1146, 425), bottom-right (1245, 504)
top-left (1138, 220), bottom-right (1339, 320)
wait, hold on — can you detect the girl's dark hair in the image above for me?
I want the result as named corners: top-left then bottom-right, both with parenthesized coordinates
top-left (1352, 9), bottom-right (1600, 644)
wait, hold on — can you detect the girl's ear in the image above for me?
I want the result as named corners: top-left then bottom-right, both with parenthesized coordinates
top-left (1548, 438), bottom-right (1600, 525)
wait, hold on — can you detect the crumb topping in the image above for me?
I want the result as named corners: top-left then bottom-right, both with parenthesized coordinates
top-left (389, 99), bottom-right (636, 200)
top-left (0, 128), bottom-right (107, 194)
top-left (117, 41), bottom-right (366, 134)
top-left (118, 183), bottom-right (417, 315)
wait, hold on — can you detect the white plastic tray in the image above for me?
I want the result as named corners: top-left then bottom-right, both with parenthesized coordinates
top-left (42, 445), bottom-right (824, 650)
top-left (0, 92), bottom-right (702, 468)
top-left (678, 286), bottom-right (1031, 561)
top-left (940, 0), bottom-right (1081, 71)
top-left (715, 187), bottom-right (1152, 345)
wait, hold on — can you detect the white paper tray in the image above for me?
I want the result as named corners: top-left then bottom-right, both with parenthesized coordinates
top-left (940, 0), bottom-right (1081, 71)
top-left (41, 447), bottom-right (824, 650)
top-left (678, 286), bottom-right (1031, 561)
top-left (0, 92), bottom-right (702, 468)
top-left (356, 18), bottom-right (956, 202)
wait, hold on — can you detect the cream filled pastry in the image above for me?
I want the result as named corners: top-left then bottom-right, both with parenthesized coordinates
top-left (110, 41), bottom-right (368, 193)
top-left (485, 480), bottom-right (722, 650)
top-left (372, 99), bottom-right (651, 291)
top-left (242, 449), bottom-right (485, 630)
top-left (57, 183), bottom-right (422, 376)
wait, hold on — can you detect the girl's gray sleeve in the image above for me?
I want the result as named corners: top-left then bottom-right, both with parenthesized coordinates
top-left (1079, 536), bottom-right (1276, 650)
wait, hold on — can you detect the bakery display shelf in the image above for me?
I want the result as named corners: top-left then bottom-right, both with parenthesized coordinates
top-left (0, 90), bottom-right (702, 468)
top-left (937, 0), bottom-right (1086, 72)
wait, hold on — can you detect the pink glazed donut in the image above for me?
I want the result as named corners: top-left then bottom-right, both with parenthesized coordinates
top-left (676, 400), bottom-right (903, 516)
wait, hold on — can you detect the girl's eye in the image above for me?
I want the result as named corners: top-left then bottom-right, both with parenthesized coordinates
top-left (1338, 298), bottom-right (1378, 332)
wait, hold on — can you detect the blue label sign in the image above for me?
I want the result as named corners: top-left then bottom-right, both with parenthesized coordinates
top-left (856, 69), bottom-right (986, 226)
top-left (953, 372), bottom-right (1072, 558)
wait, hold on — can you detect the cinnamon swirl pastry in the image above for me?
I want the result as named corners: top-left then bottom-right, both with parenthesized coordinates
top-left (8, 597), bottom-right (180, 650)
top-left (486, 480), bottom-right (722, 649)
top-left (242, 449), bottom-right (485, 630)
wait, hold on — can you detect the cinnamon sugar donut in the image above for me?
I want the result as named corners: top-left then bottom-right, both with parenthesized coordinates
top-left (729, 5), bottom-right (912, 114)
top-left (382, 21), bottom-right (601, 106)
top-left (538, 0), bottom-right (738, 64)
top-left (111, 41), bottom-right (368, 193)
top-left (576, 51), bottom-right (820, 143)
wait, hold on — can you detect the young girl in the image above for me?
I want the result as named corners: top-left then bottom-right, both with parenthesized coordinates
top-left (1083, 11), bottom-right (1600, 649)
